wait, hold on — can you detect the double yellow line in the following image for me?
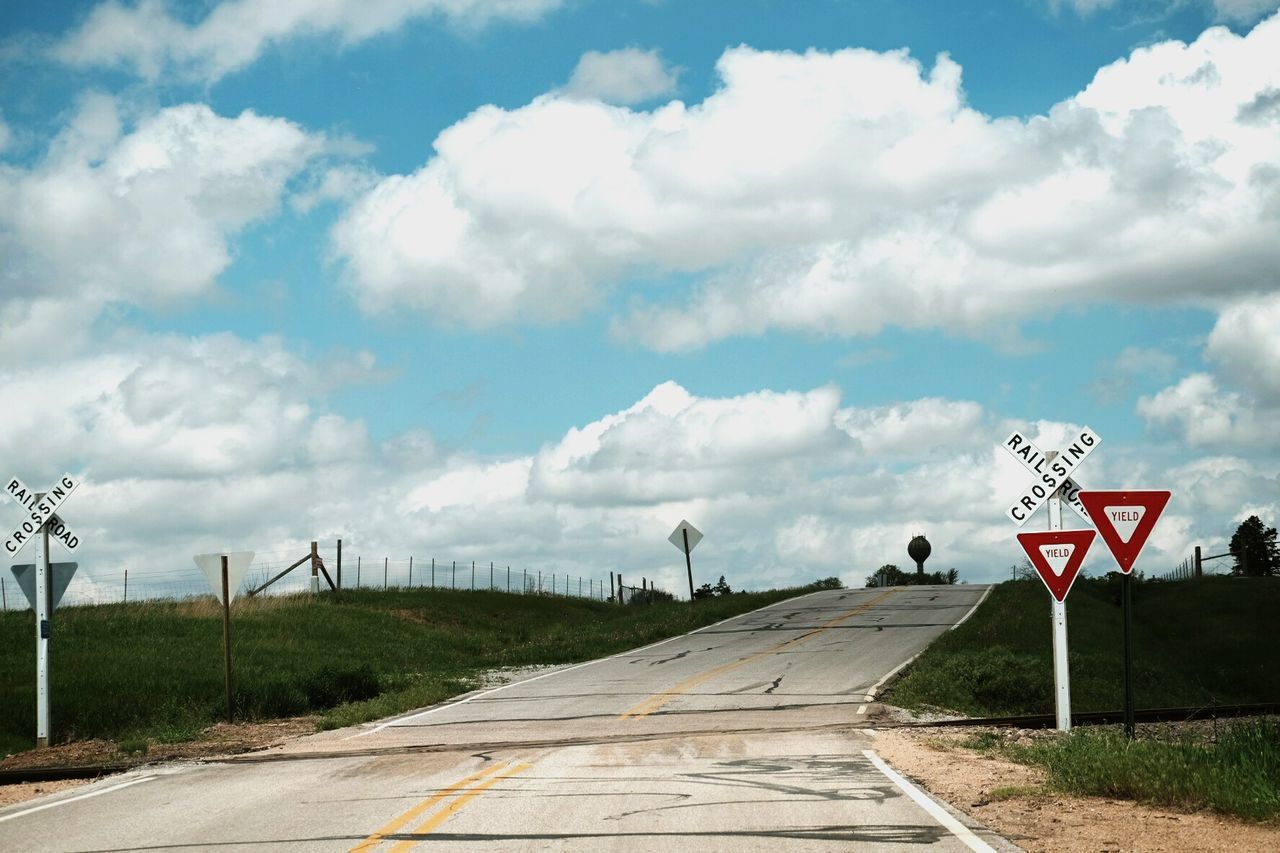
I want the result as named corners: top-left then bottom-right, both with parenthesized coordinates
top-left (620, 589), bottom-right (898, 719)
top-left (351, 760), bottom-right (533, 851)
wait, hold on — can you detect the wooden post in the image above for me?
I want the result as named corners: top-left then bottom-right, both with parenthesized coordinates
top-left (383, 557), bottom-right (388, 589)
top-left (310, 541), bottom-right (320, 593)
top-left (409, 556), bottom-right (414, 587)
top-left (610, 572), bottom-right (615, 603)
top-left (1195, 545), bottom-right (1202, 578)
top-left (336, 539), bottom-right (342, 589)
top-left (222, 555), bottom-right (234, 723)
top-left (357, 555), bottom-right (361, 587)
top-left (123, 569), bottom-right (128, 604)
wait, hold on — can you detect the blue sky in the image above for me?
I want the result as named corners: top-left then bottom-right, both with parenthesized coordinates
top-left (1, 0), bottom-right (1278, 599)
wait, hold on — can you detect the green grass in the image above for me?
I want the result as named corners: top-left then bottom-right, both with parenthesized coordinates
top-left (965, 719), bottom-right (1280, 822)
top-left (887, 576), bottom-right (1280, 716)
top-left (0, 584), bottom-right (815, 758)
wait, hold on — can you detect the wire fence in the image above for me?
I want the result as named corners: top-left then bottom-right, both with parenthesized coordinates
top-left (0, 543), bottom-right (618, 611)
top-left (1161, 543), bottom-right (1232, 581)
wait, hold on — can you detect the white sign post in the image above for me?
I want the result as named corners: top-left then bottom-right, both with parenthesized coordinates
top-left (4, 474), bottom-right (80, 748)
top-left (1001, 430), bottom-right (1101, 733)
top-left (668, 520), bottom-right (702, 601)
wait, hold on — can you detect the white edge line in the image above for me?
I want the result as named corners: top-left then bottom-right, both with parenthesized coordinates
top-left (949, 584), bottom-right (992, 632)
top-left (864, 750), bottom-right (996, 853)
top-left (349, 588), bottom-right (835, 738)
top-left (0, 775), bottom-right (155, 824)
top-left (863, 585), bottom-right (992, 705)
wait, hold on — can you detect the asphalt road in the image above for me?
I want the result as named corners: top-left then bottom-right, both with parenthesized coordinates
top-left (0, 585), bottom-right (1017, 851)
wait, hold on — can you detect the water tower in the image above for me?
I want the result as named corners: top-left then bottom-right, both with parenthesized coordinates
top-left (908, 534), bottom-right (932, 581)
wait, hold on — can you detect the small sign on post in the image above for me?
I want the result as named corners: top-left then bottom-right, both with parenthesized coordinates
top-left (668, 520), bottom-right (702, 601)
top-left (1001, 431), bottom-right (1103, 733)
top-left (1080, 489), bottom-right (1172, 740)
top-left (195, 551), bottom-right (255, 722)
top-left (4, 474), bottom-right (81, 748)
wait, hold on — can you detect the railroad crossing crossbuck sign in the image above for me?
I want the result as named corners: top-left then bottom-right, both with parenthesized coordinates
top-left (1001, 428), bottom-right (1100, 526)
top-left (5, 475), bottom-right (81, 557)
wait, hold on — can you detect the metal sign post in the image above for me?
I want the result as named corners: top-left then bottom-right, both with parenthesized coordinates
top-left (4, 474), bottom-right (81, 748)
top-left (1001, 436), bottom-right (1103, 735)
top-left (668, 520), bottom-right (703, 601)
top-left (34, 517), bottom-right (51, 746)
top-left (1045, 474), bottom-right (1071, 732)
top-left (222, 555), bottom-right (233, 723)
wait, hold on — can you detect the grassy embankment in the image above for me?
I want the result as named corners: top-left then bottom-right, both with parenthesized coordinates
top-left (0, 584), bottom-right (818, 759)
top-left (889, 575), bottom-right (1280, 821)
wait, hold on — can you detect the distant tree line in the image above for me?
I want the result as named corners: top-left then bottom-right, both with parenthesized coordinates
top-left (865, 564), bottom-right (959, 588)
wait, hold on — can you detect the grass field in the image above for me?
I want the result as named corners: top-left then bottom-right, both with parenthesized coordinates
top-left (887, 575), bottom-right (1280, 716)
top-left (0, 584), bottom-right (821, 759)
top-left (961, 719), bottom-right (1280, 822)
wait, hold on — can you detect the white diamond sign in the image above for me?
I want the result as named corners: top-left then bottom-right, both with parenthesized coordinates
top-left (668, 520), bottom-right (702, 554)
top-left (194, 551), bottom-right (255, 604)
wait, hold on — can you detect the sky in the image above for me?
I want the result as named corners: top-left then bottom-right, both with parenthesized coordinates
top-left (1, 0), bottom-right (1278, 602)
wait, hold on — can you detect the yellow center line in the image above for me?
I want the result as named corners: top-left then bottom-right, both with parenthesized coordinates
top-left (349, 762), bottom-right (509, 852)
top-left (387, 762), bottom-right (534, 850)
top-left (619, 589), bottom-right (898, 719)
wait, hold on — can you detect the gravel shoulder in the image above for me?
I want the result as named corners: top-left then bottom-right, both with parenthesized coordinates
top-left (871, 718), bottom-right (1280, 852)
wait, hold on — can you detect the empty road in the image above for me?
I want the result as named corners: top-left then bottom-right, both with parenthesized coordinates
top-left (0, 585), bottom-right (1015, 851)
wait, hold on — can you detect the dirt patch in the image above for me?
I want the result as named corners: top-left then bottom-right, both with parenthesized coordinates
top-left (0, 717), bottom-right (319, 807)
top-left (871, 723), bottom-right (1280, 852)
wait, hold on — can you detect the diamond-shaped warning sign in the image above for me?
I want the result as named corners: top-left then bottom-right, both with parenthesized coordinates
top-left (1016, 529), bottom-right (1096, 602)
top-left (1078, 490), bottom-right (1171, 575)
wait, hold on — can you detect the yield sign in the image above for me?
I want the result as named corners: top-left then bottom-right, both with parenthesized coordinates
top-left (194, 551), bottom-right (255, 604)
top-left (668, 520), bottom-right (702, 554)
top-left (1017, 529), bottom-right (1096, 602)
top-left (1078, 490), bottom-right (1171, 574)
top-left (10, 562), bottom-right (78, 610)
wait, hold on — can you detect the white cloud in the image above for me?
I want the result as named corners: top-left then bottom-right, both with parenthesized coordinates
top-left (1214, 0), bottom-right (1280, 24)
top-left (564, 48), bottom-right (679, 105)
top-left (332, 18), bottom-right (1280, 348)
top-left (3, 360), bottom-right (1272, 599)
top-left (1138, 372), bottom-right (1274, 446)
top-left (52, 0), bottom-right (567, 82)
top-left (0, 95), bottom-right (321, 354)
top-left (1206, 292), bottom-right (1280, 401)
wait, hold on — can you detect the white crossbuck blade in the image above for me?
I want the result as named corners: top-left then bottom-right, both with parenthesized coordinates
top-left (3, 474), bottom-right (81, 557)
top-left (1001, 429), bottom-right (1099, 526)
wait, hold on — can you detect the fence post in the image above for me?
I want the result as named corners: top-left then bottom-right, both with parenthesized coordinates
top-left (311, 541), bottom-right (320, 594)
top-left (1194, 545), bottom-right (1202, 578)
top-left (431, 557), bottom-right (435, 587)
top-left (123, 569), bottom-right (128, 604)
top-left (472, 560), bottom-right (475, 591)
top-left (382, 557), bottom-right (388, 589)
top-left (357, 556), bottom-right (361, 587)
top-left (523, 568), bottom-right (527, 593)
top-left (508, 565), bottom-right (511, 593)
top-left (618, 573), bottom-right (624, 605)
top-left (452, 560), bottom-right (456, 589)
top-left (490, 561), bottom-right (494, 590)
top-left (409, 556), bottom-right (414, 587)
top-left (337, 539), bottom-right (342, 589)
top-left (2, 576), bottom-right (6, 610)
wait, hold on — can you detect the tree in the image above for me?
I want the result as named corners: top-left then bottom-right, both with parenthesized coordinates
top-left (1230, 515), bottom-right (1279, 577)
top-left (866, 564), bottom-right (910, 587)
top-left (713, 575), bottom-right (732, 596)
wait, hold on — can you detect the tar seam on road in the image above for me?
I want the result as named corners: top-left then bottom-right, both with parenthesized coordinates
top-left (350, 760), bottom-right (530, 851)
top-left (620, 589), bottom-right (898, 720)
top-left (350, 588), bottom-right (831, 739)
top-left (863, 750), bottom-right (996, 853)
top-left (0, 775), bottom-right (155, 824)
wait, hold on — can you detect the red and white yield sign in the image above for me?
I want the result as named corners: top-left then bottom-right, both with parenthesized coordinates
top-left (1016, 529), bottom-right (1096, 602)
top-left (1079, 490), bottom-right (1171, 574)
